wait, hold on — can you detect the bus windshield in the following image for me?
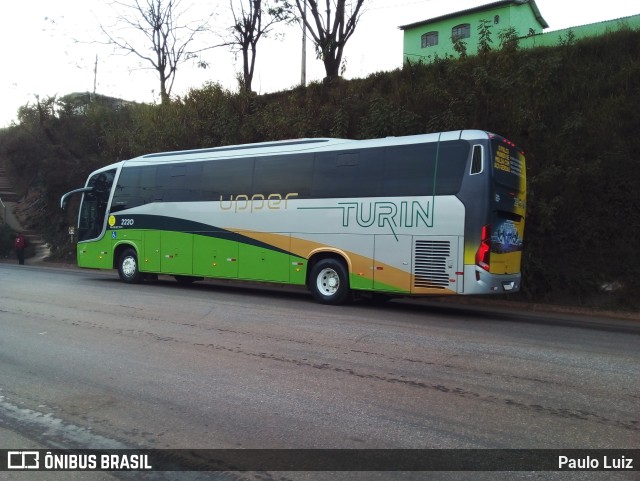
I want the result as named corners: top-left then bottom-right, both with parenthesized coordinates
top-left (78, 169), bottom-right (116, 242)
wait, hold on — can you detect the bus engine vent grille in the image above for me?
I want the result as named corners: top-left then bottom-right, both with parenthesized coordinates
top-left (413, 240), bottom-right (450, 289)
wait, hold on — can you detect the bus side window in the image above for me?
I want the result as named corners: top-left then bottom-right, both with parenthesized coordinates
top-left (383, 144), bottom-right (436, 197)
top-left (201, 158), bottom-right (254, 199)
top-left (112, 166), bottom-right (158, 211)
top-left (313, 151), bottom-right (383, 198)
top-left (470, 145), bottom-right (483, 175)
top-left (254, 154), bottom-right (313, 197)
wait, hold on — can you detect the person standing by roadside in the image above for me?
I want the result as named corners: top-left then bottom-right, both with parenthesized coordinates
top-left (14, 232), bottom-right (27, 265)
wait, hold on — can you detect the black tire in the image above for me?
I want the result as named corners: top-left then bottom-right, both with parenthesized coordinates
top-left (309, 258), bottom-right (351, 305)
top-left (118, 248), bottom-right (143, 284)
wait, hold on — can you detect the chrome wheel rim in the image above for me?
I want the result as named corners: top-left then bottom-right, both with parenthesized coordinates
top-left (122, 256), bottom-right (137, 278)
top-left (316, 267), bottom-right (340, 296)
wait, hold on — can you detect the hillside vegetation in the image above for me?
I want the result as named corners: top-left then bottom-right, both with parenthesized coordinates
top-left (1, 29), bottom-right (639, 308)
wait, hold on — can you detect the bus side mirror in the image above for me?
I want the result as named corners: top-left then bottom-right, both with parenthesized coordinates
top-left (60, 187), bottom-right (94, 210)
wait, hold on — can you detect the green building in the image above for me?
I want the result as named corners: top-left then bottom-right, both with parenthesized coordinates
top-left (400, 0), bottom-right (640, 63)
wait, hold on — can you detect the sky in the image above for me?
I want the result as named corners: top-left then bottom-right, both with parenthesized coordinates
top-left (1, 0), bottom-right (638, 127)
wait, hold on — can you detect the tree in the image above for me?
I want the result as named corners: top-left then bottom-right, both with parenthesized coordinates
top-left (99, 0), bottom-right (214, 103)
top-left (477, 19), bottom-right (493, 56)
top-left (452, 35), bottom-right (467, 59)
top-left (290, 0), bottom-right (365, 81)
top-left (498, 27), bottom-right (519, 53)
top-left (226, 0), bottom-right (290, 93)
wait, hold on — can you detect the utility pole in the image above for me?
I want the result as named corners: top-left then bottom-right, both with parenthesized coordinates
top-left (301, 0), bottom-right (307, 87)
top-left (93, 54), bottom-right (98, 99)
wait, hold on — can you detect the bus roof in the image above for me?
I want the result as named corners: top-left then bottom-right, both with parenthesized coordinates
top-left (120, 130), bottom-right (493, 167)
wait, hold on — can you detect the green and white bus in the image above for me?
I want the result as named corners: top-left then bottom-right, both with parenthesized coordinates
top-left (61, 130), bottom-right (526, 304)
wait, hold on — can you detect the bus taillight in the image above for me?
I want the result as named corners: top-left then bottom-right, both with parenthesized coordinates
top-left (476, 225), bottom-right (491, 272)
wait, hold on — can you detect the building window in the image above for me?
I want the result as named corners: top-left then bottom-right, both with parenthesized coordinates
top-left (421, 32), bottom-right (439, 48)
top-left (452, 23), bottom-right (471, 41)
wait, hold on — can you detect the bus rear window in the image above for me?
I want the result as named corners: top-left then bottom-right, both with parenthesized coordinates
top-left (491, 139), bottom-right (525, 190)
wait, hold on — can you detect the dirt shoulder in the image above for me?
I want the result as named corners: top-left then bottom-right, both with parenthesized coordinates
top-left (425, 294), bottom-right (640, 321)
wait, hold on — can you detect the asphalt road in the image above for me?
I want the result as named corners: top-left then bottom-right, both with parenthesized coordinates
top-left (0, 263), bottom-right (638, 481)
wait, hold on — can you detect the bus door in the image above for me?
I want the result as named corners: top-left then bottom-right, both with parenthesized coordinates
top-left (76, 169), bottom-right (117, 269)
top-left (77, 233), bottom-right (113, 270)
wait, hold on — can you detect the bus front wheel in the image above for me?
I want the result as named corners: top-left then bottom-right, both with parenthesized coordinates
top-left (309, 258), bottom-right (351, 305)
top-left (118, 248), bottom-right (143, 284)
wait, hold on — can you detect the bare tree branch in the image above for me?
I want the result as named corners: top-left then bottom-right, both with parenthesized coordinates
top-left (224, 0), bottom-right (292, 92)
top-left (98, 0), bottom-right (216, 103)
top-left (290, 0), bottom-right (365, 81)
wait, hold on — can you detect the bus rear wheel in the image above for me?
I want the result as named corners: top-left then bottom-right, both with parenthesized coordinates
top-left (118, 248), bottom-right (143, 284)
top-left (309, 258), bottom-right (351, 305)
